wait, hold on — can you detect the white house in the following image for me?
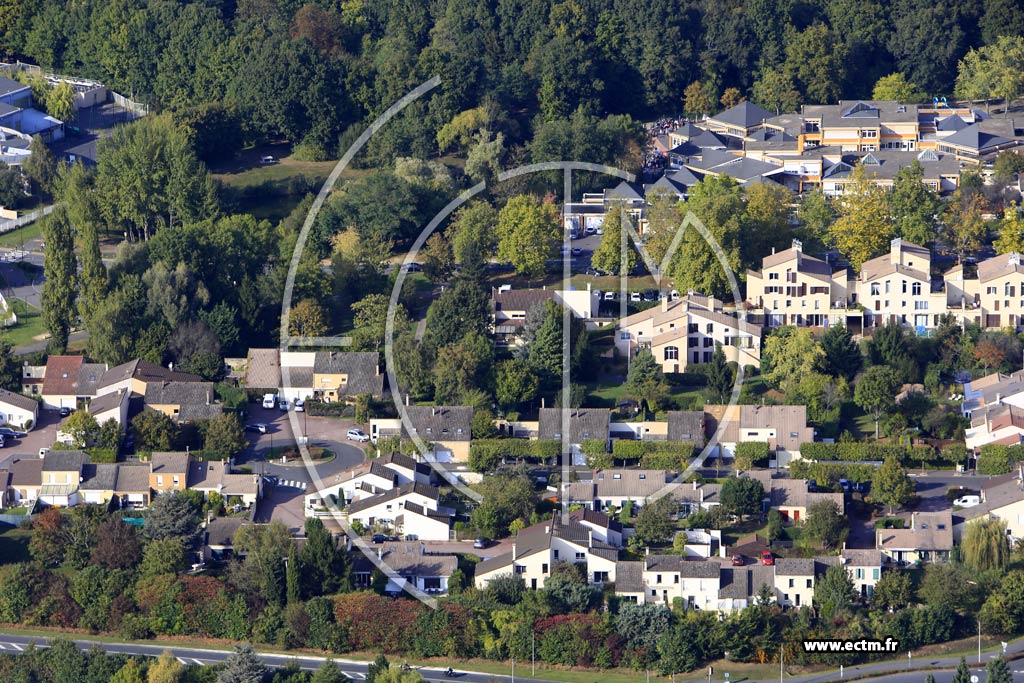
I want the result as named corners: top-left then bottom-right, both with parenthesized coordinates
top-left (346, 482), bottom-right (451, 540)
top-left (0, 388), bottom-right (37, 430)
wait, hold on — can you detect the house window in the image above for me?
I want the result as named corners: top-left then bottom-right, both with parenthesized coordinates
top-left (873, 568), bottom-right (880, 580)
top-left (688, 336), bottom-right (698, 348)
top-left (664, 346), bottom-right (679, 361)
top-left (423, 577), bottom-right (441, 590)
top-left (703, 352), bottom-right (712, 363)
top-left (855, 569), bottom-right (863, 579)
top-left (157, 475), bottom-right (163, 486)
top-left (769, 272), bottom-right (779, 280)
top-left (788, 579), bottom-right (794, 588)
top-left (594, 571), bottom-right (609, 583)
top-left (706, 323), bottom-right (713, 333)
top-left (542, 564), bottom-right (549, 573)
top-left (870, 283), bottom-right (880, 296)
top-left (674, 575), bottom-right (680, 584)
top-left (172, 476), bottom-right (179, 486)
top-left (912, 282), bottom-right (921, 296)
top-left (703, 338), bottom-right (713, 347)
top-left (656, 574), bottom-right (663, 584)
top-left (613, 473), bottom-right (622, 479)
top-left (514, 566), bottom-right (526, 574)
top-left (620, 332), bottom-right (631, 340)
top-left (688, 323), bottom-right (698, 333)
top-left (806, 579), bottom-right (812, 588)
top-left (693, 352), bottom-right (699, 363)
top-left (902, 281), bottom-right (907, 294)
top-left (575, 552), bottom-right (585, 561)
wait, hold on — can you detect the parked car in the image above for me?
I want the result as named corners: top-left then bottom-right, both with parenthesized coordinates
top-left (839, 479), bottom-right (851, 492)
top-left (630, 291), bottom-right (642, 302)
top-left (59, 407), bottom-right (71, 417)
top-left (604, 291), bottom-right (616, 300)
top-left (260, 155), bottom-right (275, 164)
top-left (0, 428), bottom-right (26, 439)
top-left (954, 495), bottom-right (981, 508)
top-left (371, 534), bottom-right (388, 544)
top-left (262, 393), bottom-right (277, 409)
top-left (856, 481), bottom-right (871, 494)
top-left (473, 537), bottom-right (492, 549)
top-left (294, 399), bottom-right (304, 412)
top-left (642, 289), bottom-right (657, 301)
top-left (246, 423), bottom-right (269, 434)
top-left (279, 399), bottom-right (289, 412)
top-left (805, 480), bottom-right (818, 493)
top-left (347, 428), bottom-right (370, 442)
top-left (584, 226), bottom-right (597, 235)
top-left (402, 262), bottom-right (423, 272)
top-left (761, 550), bottom-right (775, 566)
top-left (731, 554), bottom-right (745, 566)
top-left (571, 247), bottom-right (582, 256)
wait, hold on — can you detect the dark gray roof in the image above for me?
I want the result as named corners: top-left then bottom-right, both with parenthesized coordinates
top-left (615, 560), bottom-right (645, 592)
top-left (538, 408), bottom-right (610, 442)
top-left (942, 122), bottom-right (1014, 151)
top-left (645, 555), bottom-right (720, 578)
top-left (88, 390), bottom-right (126, 416)
top-left (492, 288), bottom-right (555, 313)
top-left (0, 77), bottom-right (27, 98)
top-left (7, 458), bottom-right (41, 487)
top-left (569, 507), bottom-right (623, 533)
top-left (346, 481), bottom-right (439, 515)
top-left (151, 452), bottom-right (191, 474)
top-left (80, 463), bottom-right (119, 490)
top-left (703, 155), bottom-right (784, 181)
top-left (313, 352), bottom-right (383, 396)
top-left (113, 464), bottom-right (150, 492)
top-left (379, 451), bottom-right (431, 476)
top-left (0, 388), bottom-right (37, 412)
top-left (936, 114), bottom-right (968, 132)
top-left (205, 517), bottom-right (246, 547)
top-left (352, 542), bottom-right (457, 576)
top-left (405, 406), bottom-right (472, 441)
top-left (667, 410), bottom-right (706, 446)
top-left (100, 359), bottom-right (203, 390)
top-left (144, 381), bottom-right (215, 407)
top-left (709, 101), bottom-right (774, 129)
top-left (605, 180), bottom-right (645, 201)
top-left (42, 450), bottom-right (86, 472)
top-left (774, 558), bottom-right (816, 576)
top-left (76, 364), bottom-right (107, 396)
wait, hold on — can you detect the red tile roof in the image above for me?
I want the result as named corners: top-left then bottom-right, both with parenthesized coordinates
top-left (41, 356), bottom-right (84, 396)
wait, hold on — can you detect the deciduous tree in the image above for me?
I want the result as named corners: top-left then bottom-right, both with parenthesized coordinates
top-left (855, 366), bottom-right (900, 438)
top-left (829, 165), bottom-right (893, 270)
top-left (495, 195), bottom-right (559, 279)
top-left (41, 206), bottom-right (78, 352)
top-left (872, 455), bottom-right (914, 514)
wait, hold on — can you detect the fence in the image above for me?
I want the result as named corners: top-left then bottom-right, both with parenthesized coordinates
top-left (0, 513), bottom-right (29, 525)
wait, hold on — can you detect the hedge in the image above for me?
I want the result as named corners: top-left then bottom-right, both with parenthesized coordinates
top-left (799, 442), bottom-right (934, 464)
top-left (789, 460), bottom-right (877, 484)
top-left (734, 441), bottom-right (770, 470)
top-left (469, 439), bottom-right (562, 472)
top-left (85, 447), bottom-right (117, 463)
top-left (305, 400), bottom-right (354, 417)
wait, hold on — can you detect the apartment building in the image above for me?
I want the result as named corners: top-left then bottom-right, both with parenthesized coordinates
top-left (746, 240), bottom-right (854, 328)
top-left (615, 293), bottom-right (761, 373)
top-left (859, 238), bottom-right (946, 329)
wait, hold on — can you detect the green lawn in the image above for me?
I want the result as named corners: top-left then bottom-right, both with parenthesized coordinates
top-left (0, 221), bottom-right (42, 249)
top-left (0, 299), bottom-right (47, 349)
top-left (213, 156), bottom-right (344, 190)
top-left (0, 524), bottom-right (31, 565)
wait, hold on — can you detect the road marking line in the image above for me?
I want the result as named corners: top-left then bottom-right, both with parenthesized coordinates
top-left (9, 643), bottom-right (21, 651)
top-left (192, 658), bottom-right (204, 665)
top-left (177, 658), bottom-right (189, 665)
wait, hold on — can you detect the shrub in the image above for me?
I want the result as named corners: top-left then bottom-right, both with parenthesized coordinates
top-left (468, 439), bottom-right (561, 472)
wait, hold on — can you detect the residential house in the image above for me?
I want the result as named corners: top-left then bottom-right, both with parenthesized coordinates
top-left (352, 541), bottom-right (457, 594)
top-left (40, 450), bottom-right (87, 507)
top-left (474, 516), bottom-right (619, 590)
top-left (961, 370), bottom-right (1024, 418)
top-left (973, 252), bottom-right (1024, 329)
top-left (36, 356), bottom-right (107, 410)
top-left (562, 469), bottom-right (678, 513)
top-left (766, 477), bottom-right (845, 522)
top-left (746, 240), bottom-right (855, 328)
top-left (672, 528), bottom-right (723, 559)
top-left (143, 382), bottom-right (222, 423)
top-left (112, 464), bottom-right (151, 508)
top-left (369, 406), bottom-right (473, 463)
top-left (5, 457), bottom-right (42, 507)
top-left (538, 407), bottom-right (611, 466)
top-left (717, 564), bottom-right (777, 612)
top-left (88, 388), bottom-right (130, 428)
top-left (568, 508), bottom-right (624, 547)
top-left (953, 470), bottom-right (1024, 542)
top-left (859, 238), bottom-right (945, 330)
top-left (149, 452), bottom-right (191, 494)
top-left (79, 463), bottom-right (119, 505)
top-left (642, 555), bottom-right (721, 609)
top-left (965, 402), bottom-right (1024, 451)
top-left (619, 410), bottom-right (707, 445)
top-left (840, 548), bottom-right (884, 599)
top-left (203, 517), bottom-right (246, 562)
top-left (243, 350), bottom-right (383, 403)
top-left (774, 558), bottom-right (824, 608)
top-left (346, 482), bottom-right (451, 540)
top-left (704, 403), bottom-right (814, 463)
top-left (96, 359), bottom-right (204, 398)
top-left (491, 286), bottom-right (601, 345)
top-left (876, 510), bottom-right (953, 564)
top-left (305, 461), bottom-right (398, 512)
top-left (614, 561), bottom-right (647, 603)
top-left (186, 459), bottom-right (261, 508)
top-left (615, 293), bottom-right (761, 373)
top-left (0, 388), bottom-right (37, 430)
top-left (377, 452), bottom-right (433, 487)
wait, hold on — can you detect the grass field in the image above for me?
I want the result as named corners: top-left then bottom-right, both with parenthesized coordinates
top-left (0, 299), bottom-right (47, 348)
top-left (0, 221), bottom-right (42, 249)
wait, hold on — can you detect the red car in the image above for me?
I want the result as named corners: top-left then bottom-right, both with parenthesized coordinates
top-left (731, 554), bottom-right (744, 566)
top-left (761, 550), bottom-right (775, 566)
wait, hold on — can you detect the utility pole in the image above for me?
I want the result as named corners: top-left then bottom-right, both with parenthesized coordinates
top-left (978, 619), bottom-right (983, 664)
top-left (780, 645), bottom-right (784, 683)
top-left (511, 657), bottom-right (514, 683)
top-left (532, 631), bottom-right (535, 676)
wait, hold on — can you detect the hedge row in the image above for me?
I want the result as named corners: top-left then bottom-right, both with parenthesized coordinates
top-left (799, 442), bottom-right (935, 464)
top-left (584, 440), bottom-right (697, 470)
top-left (789, 460), bottom-right (877, 484)
top-left (978, 443), bottom-right (1024, 475)
top-left (469, 439), bottom-right (562, 472)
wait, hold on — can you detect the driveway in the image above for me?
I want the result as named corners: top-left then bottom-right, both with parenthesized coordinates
top-left (0, 409), bottom-right (64, 461)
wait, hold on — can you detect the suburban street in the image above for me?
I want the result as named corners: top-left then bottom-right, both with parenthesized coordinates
top-left (1, 631), bottom-right (1023, 683)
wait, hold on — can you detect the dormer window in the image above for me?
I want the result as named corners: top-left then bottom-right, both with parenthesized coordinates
top-left (613, 473), bottom-right (621, 479)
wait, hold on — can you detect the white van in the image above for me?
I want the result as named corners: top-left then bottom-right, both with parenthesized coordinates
top-left (262, 393), bottom-right (277, 409)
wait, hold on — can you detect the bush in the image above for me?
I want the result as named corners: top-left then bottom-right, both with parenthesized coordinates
top-left (607, 440), bottom-right (695, 470)
top-left (798, 442), bottom-right (927, 465)
top-left (734, 442), bottom-right (770, 470)
top-left (977, 444), bottom-right (1024, 475)
top-left (789, 460), bottom-right (877, 485)
top-left (468, 439), bottom-right (561, 472)
top-left (85, 448), bottom-right (117, 463)
top-left (306, 401), bottom-right (352, 417)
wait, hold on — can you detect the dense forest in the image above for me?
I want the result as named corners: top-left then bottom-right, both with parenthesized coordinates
top-left (4, 0), bottom-right (1023, 166)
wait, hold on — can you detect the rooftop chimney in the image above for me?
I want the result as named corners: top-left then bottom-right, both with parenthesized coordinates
top-left (662, 297), bottom-right (669, 312)
top-left (512, 543), bottom-right (517, 561)
top-left (405, 394), bottom-right (410, 406)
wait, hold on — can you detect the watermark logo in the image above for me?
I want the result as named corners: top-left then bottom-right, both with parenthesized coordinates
top-left (281, 78), bottom-right (748, 606)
